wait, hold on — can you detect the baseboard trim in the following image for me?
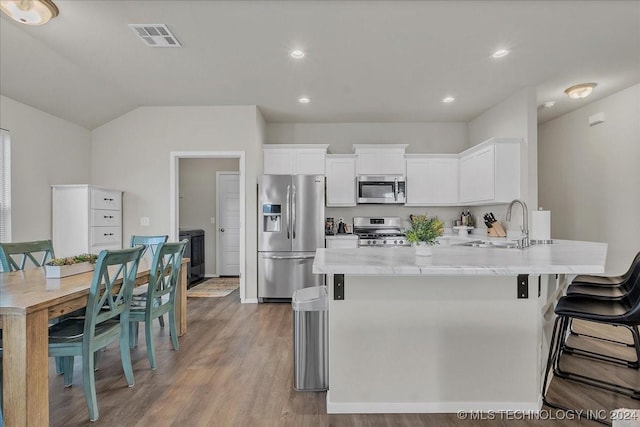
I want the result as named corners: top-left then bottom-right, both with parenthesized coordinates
top-left (205, 274), bottom-right (219, 278)
top-left (242, 298), bottom-right (259, 304)
top-left (326, 392), bottom-right (541, 414)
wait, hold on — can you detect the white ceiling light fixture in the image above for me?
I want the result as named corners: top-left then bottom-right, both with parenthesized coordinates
top-left (442, 96), bottom-right (455, 103)
top-left (290, 49), bottom-right (305, 59)
top-left (564, 83), bottom-right (597, 99)
top-left (0, 0), bottom-right (58, 25)
top-left (129, 24), bottom-right (181, 47)
top-left (298, 97), bottom-right (310, 104)
top-left (492, 48), bottom-right (510, 59)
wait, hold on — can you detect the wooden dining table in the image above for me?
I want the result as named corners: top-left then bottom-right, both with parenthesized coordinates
top-left (0, 258), bottom-right (189, 426)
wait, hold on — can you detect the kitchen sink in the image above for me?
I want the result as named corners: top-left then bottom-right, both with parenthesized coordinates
top-left (458, 240), bottom-right (522, 249)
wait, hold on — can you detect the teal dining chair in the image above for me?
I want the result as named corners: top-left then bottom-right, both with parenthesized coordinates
top-left (129, 240), bottom-right (187, 370)
top-left (0, 239), bottom-right (68, 373)
top-left (47, 245), bottom-right (144, 422)
top-left (129, 235), bottom-right (169, 327)
top-left (0, 240), bottom-right (55, 272)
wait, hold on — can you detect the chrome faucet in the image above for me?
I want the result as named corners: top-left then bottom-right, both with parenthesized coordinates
top-left (506, 199), bottom-right (530, 248)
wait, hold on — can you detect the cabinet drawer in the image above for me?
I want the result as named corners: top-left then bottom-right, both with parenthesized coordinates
top-left (91, 188), bottom-right (121, 210)
top-left (89, 243), bottom-right (123, 255)
top-left (91, 227), bottom-right (122, 246)
top-left (91, 209), bottom-right (121, 227)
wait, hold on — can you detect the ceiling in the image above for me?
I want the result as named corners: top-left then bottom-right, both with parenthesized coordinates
top-left (1, 1), bottom-right (639, 130)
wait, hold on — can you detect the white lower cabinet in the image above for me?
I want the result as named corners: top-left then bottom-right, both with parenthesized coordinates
top-left (405, 155), bottom-right (458, 206)
top-left (325, 154), bottom-right (357, 207)
top-left (52, 185), bottom-right (123, 257)
top-left (326, 235), bottom-right (359, 248)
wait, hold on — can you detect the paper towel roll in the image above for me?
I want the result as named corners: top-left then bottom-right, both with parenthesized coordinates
top-left (530, 210), bottom-right (551, 242)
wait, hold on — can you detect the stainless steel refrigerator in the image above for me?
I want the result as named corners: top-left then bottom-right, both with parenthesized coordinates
top-left (258, 175), bottom-right (325, 302)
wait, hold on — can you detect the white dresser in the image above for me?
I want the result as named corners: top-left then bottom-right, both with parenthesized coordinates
top-left (52, 185), bottom-right (123, 257)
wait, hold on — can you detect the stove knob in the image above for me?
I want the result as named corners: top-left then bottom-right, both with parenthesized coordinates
top-left (372, 240), bottom-right (377, 245)
top-left (394, 240), bottom-right (398, 244)
top-left (382, 240), bottom-right (387, 245)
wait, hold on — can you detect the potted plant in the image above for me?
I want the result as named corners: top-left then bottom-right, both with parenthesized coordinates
top-left (45, 253), bottom-right (98, 278)
top-left (405, 214), bottom-right (444, 256)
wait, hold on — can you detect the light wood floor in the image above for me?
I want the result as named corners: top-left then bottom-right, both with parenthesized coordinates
top-left (48, 291), bottom-right (639, 426)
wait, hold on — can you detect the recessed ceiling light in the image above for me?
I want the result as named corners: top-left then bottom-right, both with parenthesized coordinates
top-left (542, 101), bottom-right (556, 108)
top-left (442, 96), bottom-right (455, 103)
top-left (290, 50), bottom-right (305, 59)
top-left (492, 49), bottom-right (510, 59)
top-left (298, 97), bottom-right (310, 104)
top-left (564, 83), bottom-right (597, 99)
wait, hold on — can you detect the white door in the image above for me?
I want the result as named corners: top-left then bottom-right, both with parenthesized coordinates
top-left (216, 172), bottom-right (240, 276)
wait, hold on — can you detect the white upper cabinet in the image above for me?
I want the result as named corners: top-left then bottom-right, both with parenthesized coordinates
top-left (325, 154), bottom-right (357, 207)
top-left (263, 144), bottom-right (329, 175)
top-left (458, 138), bottom-right (521, 205)
top-left (405, 155), bottom-right (458, 206)
top-left (353, 144), bottom-right (408, 175)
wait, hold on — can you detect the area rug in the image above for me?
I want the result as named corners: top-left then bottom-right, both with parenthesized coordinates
top-left (187, 277), bottom-right (240, 298)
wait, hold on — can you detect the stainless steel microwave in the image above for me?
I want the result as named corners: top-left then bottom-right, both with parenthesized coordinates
top-left (357, 175), bottom-right (406, 204)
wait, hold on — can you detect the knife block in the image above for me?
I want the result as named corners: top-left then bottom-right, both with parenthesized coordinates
top-left (487, 222), bottom-right (506, 237)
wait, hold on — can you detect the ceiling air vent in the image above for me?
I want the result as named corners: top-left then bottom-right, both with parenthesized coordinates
top-left (129, 24), bottom-right (181, 47)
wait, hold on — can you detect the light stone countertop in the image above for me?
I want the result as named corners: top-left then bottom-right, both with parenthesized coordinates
top-left (313, 239), bottom-right (607, 276)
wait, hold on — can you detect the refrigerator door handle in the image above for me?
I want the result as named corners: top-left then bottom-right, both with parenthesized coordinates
top-left (286, 184), bottom-right (291, 239)
top-left (261, 254), bottom-right (316, 260)
top-left (292, 184), bottom-right (297, 239)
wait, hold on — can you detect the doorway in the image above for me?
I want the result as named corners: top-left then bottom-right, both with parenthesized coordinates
top-left (170, 151), bottom-right (246, 302)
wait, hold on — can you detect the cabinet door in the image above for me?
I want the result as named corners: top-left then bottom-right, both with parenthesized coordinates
top-left (295, 149), bottom-right (326, 175)
top-left (355, 150), bottom-right (380, 175)
top-left (263, 149), bottom-right (293, 175)
top-left (326, 156), bottom-right (356, 206)
top-left (459, 146), bottom-right (494, 203)
top-left (379, 150), bottom-right (406, 175)
top-left (406, 158), bottom-right (458, 205)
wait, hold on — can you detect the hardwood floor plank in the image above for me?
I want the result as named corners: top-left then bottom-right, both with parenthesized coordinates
top-left (48, 292), bottom-right (639, 426)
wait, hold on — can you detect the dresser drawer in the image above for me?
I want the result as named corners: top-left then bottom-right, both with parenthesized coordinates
top-left (91, 209), bottom-right (121, 227)
top-left (90, 243), bottom-right (123, 255)
top-left (91, 188), bottom-right (121, 210)
top-left (91, 226), bottom-right (122, 246)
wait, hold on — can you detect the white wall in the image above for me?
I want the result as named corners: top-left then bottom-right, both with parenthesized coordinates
top-left (0, 95), bottom-right (91, 242)
top-left (468, 87), bottom-right (538, 231)
top-left (538, 84), bottom-right (640, 274)
top-left (91, 106), bottom-right (263, 301)
top-left (179, 158), bottom-right (239, 276)
top-left (266, 122), bottom-right (468, 154)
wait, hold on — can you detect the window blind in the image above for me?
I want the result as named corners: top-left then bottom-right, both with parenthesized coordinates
top-left (0, 128), bottom-right (11, 244)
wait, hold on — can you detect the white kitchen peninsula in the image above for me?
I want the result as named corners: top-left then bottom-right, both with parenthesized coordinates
top-left (312, 240), bottom-right (607, 414)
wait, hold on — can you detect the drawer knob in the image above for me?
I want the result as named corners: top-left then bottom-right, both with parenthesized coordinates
top-left (103, 198), bottom-right (114, 201)
top-left (103, 215), bottom-right (114, 219)
top-left (104, 233), bottom-right (114, 236)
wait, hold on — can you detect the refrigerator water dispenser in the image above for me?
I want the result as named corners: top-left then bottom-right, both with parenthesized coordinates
top-left (263, 204), bottom-right (281, 232)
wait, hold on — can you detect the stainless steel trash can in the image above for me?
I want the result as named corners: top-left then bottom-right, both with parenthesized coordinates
top-left (292, 286), bottom-right (328, 391)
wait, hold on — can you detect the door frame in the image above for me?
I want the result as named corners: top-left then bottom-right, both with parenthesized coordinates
top-left (169, 151), bottom-right (246, 303)
top-left (216, 171), bottom-right (240, 277)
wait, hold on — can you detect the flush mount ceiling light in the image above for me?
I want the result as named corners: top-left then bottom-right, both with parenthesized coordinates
top-left (564, 83), bottom-right (597, 99)
top-left (0, 0), bottom-right (59, 25)
top-left (442, 96), bottom-right (455, 103)
top-left (492, 49), bottom-right (510, 59)
top-left (290, 50), bottom-right (305, 59)
top-left (298, 97), bottom-right (310, 104)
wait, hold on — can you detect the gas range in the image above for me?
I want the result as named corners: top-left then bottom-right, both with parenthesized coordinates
top-left (353, 217), bottom-right (410, 247)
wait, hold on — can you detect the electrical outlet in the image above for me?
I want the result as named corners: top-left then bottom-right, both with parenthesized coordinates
top-left (140, 217), bottom-right (150, 226)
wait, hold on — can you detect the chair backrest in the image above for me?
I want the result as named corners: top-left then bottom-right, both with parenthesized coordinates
top-left (621, 251), bottom-right (640, 281)
top-left (130, 235), bottom-right (168, 263)
top-left (0, 240), bottom-right (55, 272)
top-left (145, 240), bottom-right (188, 310)
top-left (84, 246), bottom-right (144, 339)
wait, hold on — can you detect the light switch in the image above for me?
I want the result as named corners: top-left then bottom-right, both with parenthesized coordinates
top-left (140, 217), bottom-right (150, 226)
top-left (210, 217), bottom-right (216, 224)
